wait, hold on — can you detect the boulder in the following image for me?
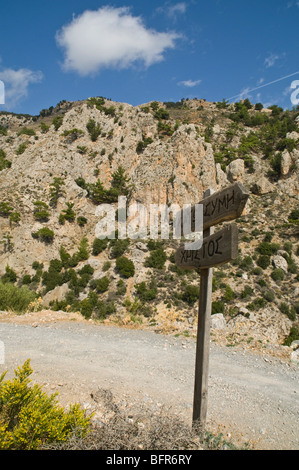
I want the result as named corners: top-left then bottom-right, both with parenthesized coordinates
top-left (42, 283), bottom-right (69, 307)
top-left (272, 255), bottom-right (288, 273)
top-left (211, 313), bottom-right (226, 329)
top-left (226, 159), bottom-right (245, 183)
top-left (280, 150), bottom-right (292, 176)
top-left (251, 176), bottom-right (275, 195)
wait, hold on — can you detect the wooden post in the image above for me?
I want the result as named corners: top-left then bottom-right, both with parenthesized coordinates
top-left (174, 182), bottom-right (248, 427)
top-left (192, 189), bottom-right (214, 427)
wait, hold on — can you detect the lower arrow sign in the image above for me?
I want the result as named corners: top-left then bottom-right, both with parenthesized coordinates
top-left (175, 223), bottom-right (238, 270)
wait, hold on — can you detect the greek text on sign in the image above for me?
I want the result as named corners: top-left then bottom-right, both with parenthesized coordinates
top-left (178, 182), bottom-right (249, 235)
top-left (175, 223), bottom-right (238, 270)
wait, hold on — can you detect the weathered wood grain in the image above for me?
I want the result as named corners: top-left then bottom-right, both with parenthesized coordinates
top-left (178, 182), bottom-right (249, 235)
top-left (175, 223), bottom-right (239, 270)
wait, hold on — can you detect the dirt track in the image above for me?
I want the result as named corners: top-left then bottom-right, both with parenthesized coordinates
top-left (0, 312), bottom-right (298, 450)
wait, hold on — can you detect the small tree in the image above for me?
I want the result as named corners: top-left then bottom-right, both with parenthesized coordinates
top-left (32, 228), bottom-right (54, 244)
top-left (116, 256), bottom-right (135, 278)
top-left (49, 177), bottom-right (65, 207)
top-left (33, 201), bottom-right (50, 222)
top-left (86, 119), bottom-right (101, 142)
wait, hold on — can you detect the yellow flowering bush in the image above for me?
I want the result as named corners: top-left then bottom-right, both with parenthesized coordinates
top-left (0, 359), bottom-right (91, 449)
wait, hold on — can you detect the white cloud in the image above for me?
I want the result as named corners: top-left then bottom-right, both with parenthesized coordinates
top-left (0, 68), bottom-right (43, 109)
top-left (178, 79), bottom-right (201, 87)
top-left (167, 3), bottom-right (187, 18)
top-left (56, 6), bottom-right (179, 76)
top-left (264, 53), bottom-right (279, 68)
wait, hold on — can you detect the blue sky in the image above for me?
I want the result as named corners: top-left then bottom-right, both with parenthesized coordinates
top-left (0, 0), bottom-right (298, 115)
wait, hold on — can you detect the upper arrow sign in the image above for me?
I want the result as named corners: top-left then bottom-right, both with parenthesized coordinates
top-left (178, 182), bottom-right (249, 235)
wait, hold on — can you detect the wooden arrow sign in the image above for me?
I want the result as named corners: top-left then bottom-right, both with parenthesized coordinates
top-left (178, 182), bottom-right (249, 235)
top-left (175, 223), bottom-right (238, 270)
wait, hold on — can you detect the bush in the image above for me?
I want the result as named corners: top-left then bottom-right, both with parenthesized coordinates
top-left (92, 237), bottom-right (109, 256)
top-left (59, 202), bottom-right (76, 224)
top-left (257, 255), bottom-right (270, 270)
top-left (16, 143), bottom-right (27, 155)
top-left (288, 209), bottom-right (299, 222)
top-left (0, 202), bottom-right (13, 217)
top-left (145, 248), bottom-right (167, 269)
top-left (135, 280), bottom-right (157, 302)
top-left (212, 300), bottom-right (225, 314)
top-left (283, 326), bottom-right (299, 346)
top-left (49, 177), bottom-right (65, 208)
top-left (115, 257), bottom-right (135, 278)
top-left (32, 227), bottom-right (54, 244)
top-left (52, 116), bottom-right (63, 131)
top-left (109, 238), bottom-right (130, 258)
top-left (271, 268), bottom-right (285, 282)
top-left (0, 281), bottom-right (36, 313)
top-left (33, 201), bottom-right (50, 222)
top-left (17, 127), bottom-right (36, 136)
top-left (257, 241), bottom-right (280, 256)
top-left (86, 119), bottom-right (101, 142)
top-left (0, 360), bottom-right (90, 449)
top-left (1, 265), bottom-right (17, 284)
top-left (94, 276), bottom-right (110, 293)
top-left (182, 284), bottom-right (200, 305)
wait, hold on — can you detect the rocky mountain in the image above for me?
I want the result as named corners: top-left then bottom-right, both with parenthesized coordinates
top-left (0, 96), bottom-right (298, 358)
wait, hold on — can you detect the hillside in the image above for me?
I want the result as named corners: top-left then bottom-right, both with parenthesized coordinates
top-left (0, 96), bottom-right (298, 358)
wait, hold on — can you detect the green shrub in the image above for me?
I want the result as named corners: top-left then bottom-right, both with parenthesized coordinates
top-left (1, 265), bottom-right (17, 284)
top-left (262, 289), bottom-right (275, 302)
top-left (102, 261), bottom-right (111, 272)
top-left (0, 281), bottom-right (36, 313)
top-left (116, 279), bottom-right (126, 296)
top-left (145, 248), bottom-right (167, 269)
top-left (59, 202), bottom-right (76, 224)
top-left (256, 241), bottom-right (280, 256)
top-left (109, 239), bottom-right (130, 258)
top-left (182, 284), bottom-right (200, 306)
top-left (17, 127), bottom-right (36, 136)
top-left (240, 286), bottom-right (254, 299)
top-left (223, 285), bottom-right (235, 302)
top-left (32, 228), bottom-right (54, 244)
top-left (77, 216), bottom-right (87, 227)
top-left (94, 276), bottom-right (110, 293)
top-left (271, 268), bottom-right (285, 282)
top-left (16, 143), bottom-right (27, 155)
top-left (33, 201), bottom-right (50, 222)
top-left (0, 202), bottom-right (13, 217)
top-left (288, 209), bottom-right (299, 221)
top-left (0, 360), bottom-right (90, 449)
top-left (247, 297), bottom-right (266, 311)
top-left (49, 177), bottom-right (65, 208)
top-left (116, 257), bottom-right (135, 278)
top-left (135, 280), bottom-right (157, 302)
top-left (92, 237), bottom-right (109, 256)
top-left (76, 237), bottom-right (89, 262)
top-left (0, 149), bottom-right (11, 171)
top-left (52, 116), bottom-right (63, 131)
top-left (212, 300), bottom-right (225, 314)
top-left (283, 326), bottom-right (299, 346)
top-left (86, 119), bottom-right (101, 142)
top-left (257, 255), bottom-right (270, 269)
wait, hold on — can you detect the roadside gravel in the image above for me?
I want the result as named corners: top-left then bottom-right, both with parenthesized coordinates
top-left (0, 311), bottom-right (298, 450)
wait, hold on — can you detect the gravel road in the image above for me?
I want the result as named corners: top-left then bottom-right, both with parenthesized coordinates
top-left (0, 315), bottom-right (298, 450)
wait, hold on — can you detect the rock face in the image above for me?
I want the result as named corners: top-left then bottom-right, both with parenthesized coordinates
top-left (0, 100), bottom-right (217, 274)
top-left (0, 97), bottom-right (298, 353)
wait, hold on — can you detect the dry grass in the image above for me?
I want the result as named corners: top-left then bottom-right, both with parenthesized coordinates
top-left (43, 389), bottom-right (245, 451)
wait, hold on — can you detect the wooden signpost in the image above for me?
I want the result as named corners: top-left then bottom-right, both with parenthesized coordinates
top-left (175, 182), bottom-right (249, 427)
